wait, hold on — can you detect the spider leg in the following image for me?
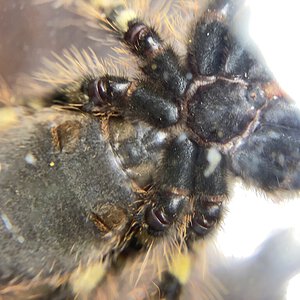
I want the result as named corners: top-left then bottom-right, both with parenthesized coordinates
top-left (123, 21), bottom-right (188, 97)
top-left (156, 144), bottom-right (227, 297)
top-left (158, 251), bottom-right (192, 300)
top-left (145, 134), bottom-right (197, 234)
top-left (150, 146), bottom-right (227, 297)
top-left (48, 74), bottom-right (179, 127)
top-left (90, 76), bottom-right (180, 127)
top-left (190, 146), bottom-right (227, 239)
top-left (187, 0), bottom-right (231, 77)
top-left (187, 0), bottom-right (270, 82)
top-left (90, 2), bottom-right (188, 98)
top-left (153, 146), bottom-right (227, 299)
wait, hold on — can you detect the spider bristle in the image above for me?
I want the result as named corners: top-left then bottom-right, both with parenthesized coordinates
top-left (181, 241), bottom-right (225, 300)
top-left (91, 241), bottom-right (170, 299)
top-left (35, 48), bottom-right (96, 85)
top-left (162, 0), bottom-right (209, 55)
top-left (110, 47), bottom-right (137, 74)
top-left (99, 233), bottom-right (189, 300)
top-left (0, 269), bottom-right (70, 299)
top-left (33, 0), bottom-right (76, 9)
top-left (29, 47), bottom-right (124, 92)
top-left (0, 76), bottom-right (15, 107)
top-left (0, 78), bottom-right (37, 130)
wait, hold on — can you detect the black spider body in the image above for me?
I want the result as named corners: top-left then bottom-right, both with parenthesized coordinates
top-left (0, 0), bottom-right (300, 299)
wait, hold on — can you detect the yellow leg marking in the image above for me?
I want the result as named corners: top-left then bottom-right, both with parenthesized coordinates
top-left (114, 8), bottom-right (137, 32)
top-left (0, 108), bottom-right (18, 130)
top-left (70, 261), bottom-right (106, 296)
top-left (169, 251), bottom-right (192, 286)
top-left (89, 0), bottom-right (137, 32)
top-left (90, 0), bottom-right (123, 10)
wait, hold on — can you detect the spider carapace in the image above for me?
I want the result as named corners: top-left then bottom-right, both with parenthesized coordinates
top-left (0, 0), bottom-right (299, 299)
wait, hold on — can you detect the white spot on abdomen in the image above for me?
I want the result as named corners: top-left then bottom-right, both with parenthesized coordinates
top-left (25, 152), bottom-right (37, 165)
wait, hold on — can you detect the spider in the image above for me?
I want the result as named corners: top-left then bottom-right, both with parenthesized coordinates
top-left (0, 0), bottom-right (299, 299)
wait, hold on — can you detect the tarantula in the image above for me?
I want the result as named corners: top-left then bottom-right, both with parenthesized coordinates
top-left (0, 0), bottom-right (299, 299)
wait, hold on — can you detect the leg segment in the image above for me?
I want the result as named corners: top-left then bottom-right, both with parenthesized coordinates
top-left (124, 22), bottom-right (188, 97)
top-left (187, 0), bottom-right (271, 81)
top-left (51, 75), bottom-right (180, 128)
top-left (145, 134), bottom-right (198, 234)
top-left (158, 251), bottom-right (192, 300)
top-left (187, 1), bottom-right (230, 76)
top-left (190, 146), bottom-right (227, 238)
top-left (159, 272), bottom-right (182, 300)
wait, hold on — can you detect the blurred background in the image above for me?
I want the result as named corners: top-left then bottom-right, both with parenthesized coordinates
top-left (0, 0), bottom-right (300, 299)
